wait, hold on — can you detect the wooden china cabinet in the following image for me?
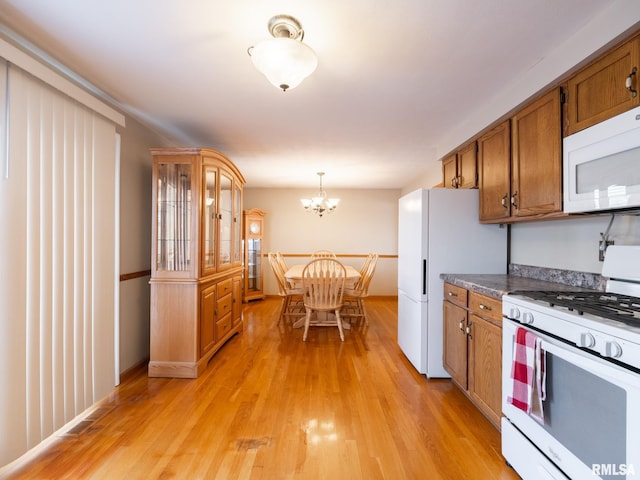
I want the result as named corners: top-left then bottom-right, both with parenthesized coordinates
top-left (149, 147), bottom-right (245, 378)
top-left (243, 208), bottom-right (266, 302)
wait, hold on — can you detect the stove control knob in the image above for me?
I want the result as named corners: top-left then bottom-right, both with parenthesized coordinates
top-left (509, 307), bottom-right (521, 320)
top-left (579, 333), bottom-right (596, 349)
top-left (605, 341), bottom-right (623, 358)
top-left (522, 312), bottom-right (534, 325)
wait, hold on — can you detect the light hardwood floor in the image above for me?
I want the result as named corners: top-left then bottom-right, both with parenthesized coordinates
top-left (3, 297), bottom-right (520, 480)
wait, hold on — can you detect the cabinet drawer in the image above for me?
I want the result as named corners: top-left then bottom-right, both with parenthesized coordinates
top-left (217, 293), bottom-right (233, 317)
top-left (216, 313), bottom-right (233, 339)
top-left (444, 283), bottom-right (467, 307)
top-left (469, 292), bottom-right (502, 324)
top-left (217, 278), bottom-right (233, 297)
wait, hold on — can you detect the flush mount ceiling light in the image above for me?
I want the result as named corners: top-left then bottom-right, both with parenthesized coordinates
top-left (301, 172), bottom-right (339, 217)
top-left (248, 14), bottom-right (318, 92)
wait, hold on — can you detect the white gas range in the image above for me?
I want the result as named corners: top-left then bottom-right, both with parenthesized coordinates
top-left (501, 245), bottom-right (640, 480)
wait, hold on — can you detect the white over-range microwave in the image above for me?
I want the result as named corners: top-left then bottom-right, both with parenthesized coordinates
top-left (563, 105), bottom-right (640, 213)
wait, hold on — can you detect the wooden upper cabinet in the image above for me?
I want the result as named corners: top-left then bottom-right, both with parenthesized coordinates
top-left (478, 89), bottom-right (563, 223)
top-left (511, 88), bottom-right (562, 217)
top-left (565, 34), bottom-right (640, 136)
top-left (442, 153), bottom-right (458, 189)
top-left (478, 120), bottom-right (511, 221)
top-left (442, 142), bottom-right (478, 189)
top-left (457, 142), bottom-right (478, 189)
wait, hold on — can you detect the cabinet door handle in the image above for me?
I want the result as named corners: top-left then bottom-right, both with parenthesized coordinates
top-left (451, 177), bottom-right (457, 188)
top-left (511, 191), bottom-right (519, 209)
top-left (459, 320), bottom-right (465, 331)
top-left (479, 304), bottom-right (492, 311)
top-left (501, 193), bottom-right (509, 209)
top-left (465, 323), bottom-right (472, 339)
top-left (626, 67), bottom-right (637, 98)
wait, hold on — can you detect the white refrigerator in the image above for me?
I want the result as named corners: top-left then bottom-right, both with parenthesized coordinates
top-left (397, 188), bottom-right (507, 377)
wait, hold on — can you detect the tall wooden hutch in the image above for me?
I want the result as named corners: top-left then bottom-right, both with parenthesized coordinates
top-left (243, 208), bottom-right (266, 302)
top-left (149, 147), bottom-right (245, 378)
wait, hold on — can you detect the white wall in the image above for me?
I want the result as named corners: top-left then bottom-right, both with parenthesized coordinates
top-left (244, 188), bottom-right (400, 296)
top-left (401, 161), bottom-right (443, 196)
top-left (511, 215), bottom-right (640, 274)
top-left (117, 117), bottom-right (170, 374)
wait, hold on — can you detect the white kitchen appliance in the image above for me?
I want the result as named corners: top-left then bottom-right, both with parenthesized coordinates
top-left (502, 245), bottom-right (640, 480)
top-left (397, 188), bottom-right (507, 377)
top-left (563, 105), bottom-right (640, 213)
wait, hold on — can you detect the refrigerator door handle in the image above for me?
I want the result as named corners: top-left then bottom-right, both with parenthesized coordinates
top-left (422, 259), bottom-right (427, 295)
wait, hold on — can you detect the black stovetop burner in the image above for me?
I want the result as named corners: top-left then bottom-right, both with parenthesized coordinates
top-left (510, 290), bottom-right (640, 327)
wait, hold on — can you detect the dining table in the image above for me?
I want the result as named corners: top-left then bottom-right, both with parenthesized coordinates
top-left (284, 264), bottom-right (361, 329)
top-left (284, 264), bottom-right (361, 287)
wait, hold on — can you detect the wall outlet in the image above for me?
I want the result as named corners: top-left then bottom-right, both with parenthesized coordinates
top-left (599, 239), bottom-right (614, 262)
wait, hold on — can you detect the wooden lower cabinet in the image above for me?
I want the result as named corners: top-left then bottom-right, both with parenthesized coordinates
top-left (467, 311), bottom-right (502, 426)
top-left (443, 283), bottom-right (503, 429)
top-left (443, 284), bottom-right (468, 388)
top-left (149, 270), bottom-right (244, 378)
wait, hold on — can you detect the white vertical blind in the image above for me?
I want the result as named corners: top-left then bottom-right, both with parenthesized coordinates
top-left (0, 60), bottom-right (118, 467)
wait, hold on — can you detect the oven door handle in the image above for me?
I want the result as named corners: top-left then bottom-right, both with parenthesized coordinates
top-left (505, 322), bottom-right (638, 387)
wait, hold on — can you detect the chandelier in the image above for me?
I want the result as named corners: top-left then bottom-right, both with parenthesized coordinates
top-left (248, 14), bottom-right (318, 92)
top-left (301, 172), bottom-right (339, 217)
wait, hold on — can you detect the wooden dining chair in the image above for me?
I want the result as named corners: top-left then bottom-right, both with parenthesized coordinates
top-left (310, 249), bottom-right (336, 259)
top-left (301, 258), bottom-right (347, 341)
top-left (343, 253), bottom-right (378, 326)
top-left (268, 252), bottom-right (304, 325)
top-left (275, 251), bottom-right (289, 273)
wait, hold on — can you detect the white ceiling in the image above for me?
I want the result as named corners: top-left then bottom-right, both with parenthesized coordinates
top-left (0, 0), bottom-right (622, 189)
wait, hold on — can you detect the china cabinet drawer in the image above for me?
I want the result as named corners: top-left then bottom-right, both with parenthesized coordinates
top-left (216, 313), bottom-right (233, 339)
top-left (217, 292), bottom-right (233, 317)
top-left (217, 278), bottom-right (233, 298)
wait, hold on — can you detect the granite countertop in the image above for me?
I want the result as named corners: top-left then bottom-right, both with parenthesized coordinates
top-left (440, 266), bottom-right (603, 300)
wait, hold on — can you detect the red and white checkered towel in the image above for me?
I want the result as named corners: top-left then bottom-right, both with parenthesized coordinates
top-left (507, 327), bottom-right (546, 424)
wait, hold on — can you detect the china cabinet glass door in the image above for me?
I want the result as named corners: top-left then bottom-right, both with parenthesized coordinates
top-left (247, 237), bottom-right (261, 291)
top-left (233, 184), bottom-right (242, 264)
top-left (202, 167), bottom-right (217, 272)
top-left (156, 162), bottom-right (192, 272)
top-left (218, 172), bottom-right (232, 267)
top-left (243, 209), bottom-right (265, 301)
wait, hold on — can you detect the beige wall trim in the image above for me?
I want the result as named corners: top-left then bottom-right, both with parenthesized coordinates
top-left (266, 253), bottom-right (398, 259)
top-left (120, 270), bottom-right (151, 282)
